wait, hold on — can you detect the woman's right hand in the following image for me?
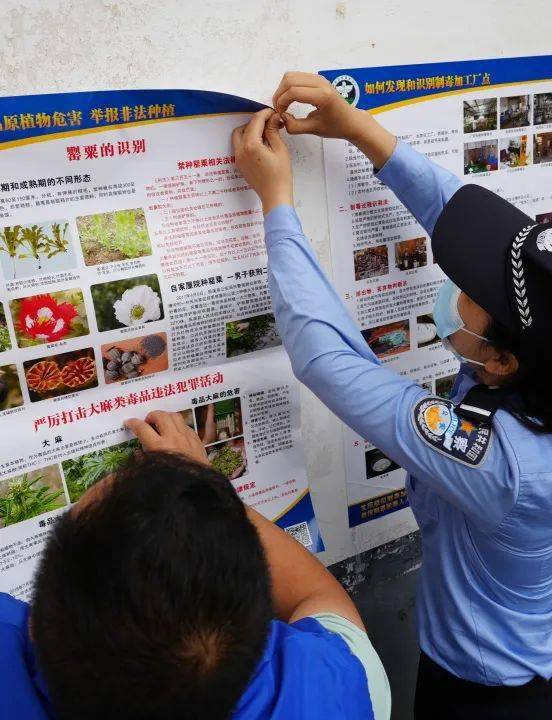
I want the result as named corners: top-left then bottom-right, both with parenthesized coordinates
top-left (273, 71), bottom-right (366, 143)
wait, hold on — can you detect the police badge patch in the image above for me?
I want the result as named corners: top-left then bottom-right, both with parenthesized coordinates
top-left (412, 396), bottom-right (492, 467)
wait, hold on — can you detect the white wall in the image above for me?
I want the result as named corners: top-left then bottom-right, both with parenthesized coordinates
top-left (1, 0), bottom-right (549, 564)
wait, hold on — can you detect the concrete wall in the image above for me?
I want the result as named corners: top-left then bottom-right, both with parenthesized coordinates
top-left (1, 3), bottom-right (549, 716)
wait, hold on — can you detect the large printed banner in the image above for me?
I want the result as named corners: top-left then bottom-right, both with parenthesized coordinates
top-left (0, 89), bottom-right (324, 600)
top-left (320, 55), bottom-right (552, 547)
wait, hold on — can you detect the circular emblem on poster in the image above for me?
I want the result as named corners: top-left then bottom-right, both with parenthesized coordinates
top-left (332, 75), bottom-right (360, 106)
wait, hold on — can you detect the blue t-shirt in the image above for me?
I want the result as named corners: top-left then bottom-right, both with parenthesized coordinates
top-left (0, 593), bottom-right (374, 720)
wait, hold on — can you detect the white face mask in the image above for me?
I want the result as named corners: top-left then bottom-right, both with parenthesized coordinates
top-left (433, 280), bottom-right (490, 367)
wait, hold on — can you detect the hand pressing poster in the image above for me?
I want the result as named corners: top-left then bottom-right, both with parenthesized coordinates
top-left (0, 89), bottom-right (323, 599)
top-left (320, 55), bottom-right (552, 547)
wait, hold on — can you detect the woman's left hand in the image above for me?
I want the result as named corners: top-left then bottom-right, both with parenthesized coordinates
top-left (232, 108), bottom-right (293, 215)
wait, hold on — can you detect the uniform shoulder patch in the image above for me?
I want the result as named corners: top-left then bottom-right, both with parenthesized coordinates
top-left (412, 396), bottom-right (492, 467)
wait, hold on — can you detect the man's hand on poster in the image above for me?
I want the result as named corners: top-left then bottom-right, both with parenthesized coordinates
top-left (125, 411), bottom-right (210, 466)
top-left (232, 108), bottom-right (293, 215)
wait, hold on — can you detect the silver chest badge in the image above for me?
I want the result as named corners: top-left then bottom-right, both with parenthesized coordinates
top-left (536, 227), bottom-right (552, 252)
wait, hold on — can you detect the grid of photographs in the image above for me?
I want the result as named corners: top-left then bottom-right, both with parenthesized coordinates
top-left (463, 92), bottom-right (552, 175)
top-left (57, 397), bottom-right (249, 509)
top-left (0, 205), bottom-right (171, 412)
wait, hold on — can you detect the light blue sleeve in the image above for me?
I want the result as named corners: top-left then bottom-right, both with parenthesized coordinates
top-left (265, 151), bottom-right (517, 530)
top-left (311, 613), bottom-right (391, 720)
top-left (375, 139), bottom-right (463, 236)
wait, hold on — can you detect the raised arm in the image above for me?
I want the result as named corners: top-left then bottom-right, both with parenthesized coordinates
top-left (232, 103), bottom-right (517, 532)
top-left (274, 71), bottom-right (462, 235)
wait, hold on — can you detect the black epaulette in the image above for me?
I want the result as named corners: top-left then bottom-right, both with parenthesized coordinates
top-left (455, 384), bottom-right (504, 425)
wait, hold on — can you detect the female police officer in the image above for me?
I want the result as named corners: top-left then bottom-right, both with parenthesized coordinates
top-left (232, 73), bottom-right (552, 719)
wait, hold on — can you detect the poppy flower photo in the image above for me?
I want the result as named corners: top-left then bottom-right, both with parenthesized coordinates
top-left (9, 289), bottom-right (89, 348)
top-left (24, 348), bottom-right (98, 402)
top-left (91, 274), bottom-right (164, 332)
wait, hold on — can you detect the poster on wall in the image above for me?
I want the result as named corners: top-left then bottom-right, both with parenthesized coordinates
top-left (320, 55), bottom-right (552, 547)
top-left (0, 89), bottom-right (324, 600)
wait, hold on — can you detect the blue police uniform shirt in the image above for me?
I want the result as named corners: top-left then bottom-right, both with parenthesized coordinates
top-left (263, 140), bottom-right (552, 686)
top-left (0, 593), bottom-right (375, 720)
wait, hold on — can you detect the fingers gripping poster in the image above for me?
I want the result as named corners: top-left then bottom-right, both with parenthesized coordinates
top-left (321, 56), bottom-right (552, 546)
top-left (0, 90), bottom-right (323, 599)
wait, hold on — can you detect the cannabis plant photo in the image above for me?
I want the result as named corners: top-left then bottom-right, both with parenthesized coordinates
top-left (62, 439), bottom-right (140, 503)
top-left (0, 465), bottom-right (67, 529)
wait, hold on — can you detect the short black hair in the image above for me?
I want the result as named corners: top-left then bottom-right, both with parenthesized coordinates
top-left (32, 451), bottom-right (272, 720)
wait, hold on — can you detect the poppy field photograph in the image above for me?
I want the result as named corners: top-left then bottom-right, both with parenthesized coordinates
top-left (91, 274), bottom-right (164, 332)
top-left (9, 289), bottom-right (89, 348)
top-left (77, 207), bottom-right (152, 266)
top-left (24, 347), bottom-right (98, 402)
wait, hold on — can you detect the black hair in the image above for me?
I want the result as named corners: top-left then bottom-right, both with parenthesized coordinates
top-left (31, 452), bottom-right (272, 720)
top-left (485, 318), bottom-right (552, 432)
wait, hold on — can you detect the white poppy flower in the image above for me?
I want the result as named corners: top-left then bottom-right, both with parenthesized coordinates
top-left (113, 285), bottom-right (161, 326)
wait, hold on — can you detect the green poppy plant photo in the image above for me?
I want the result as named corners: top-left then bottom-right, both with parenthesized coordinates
top-left (0, 465), bottom-right (67, 529)
top-left (77, 208), bottom-right (152, 266)
top-left (0, 220), bottom-right (76, 280)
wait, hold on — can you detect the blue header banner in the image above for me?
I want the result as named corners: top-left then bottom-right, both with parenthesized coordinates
top-left (320, 55), bottom-right (552, 112)
top-left (0, 89), bottom-right (265, 147)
